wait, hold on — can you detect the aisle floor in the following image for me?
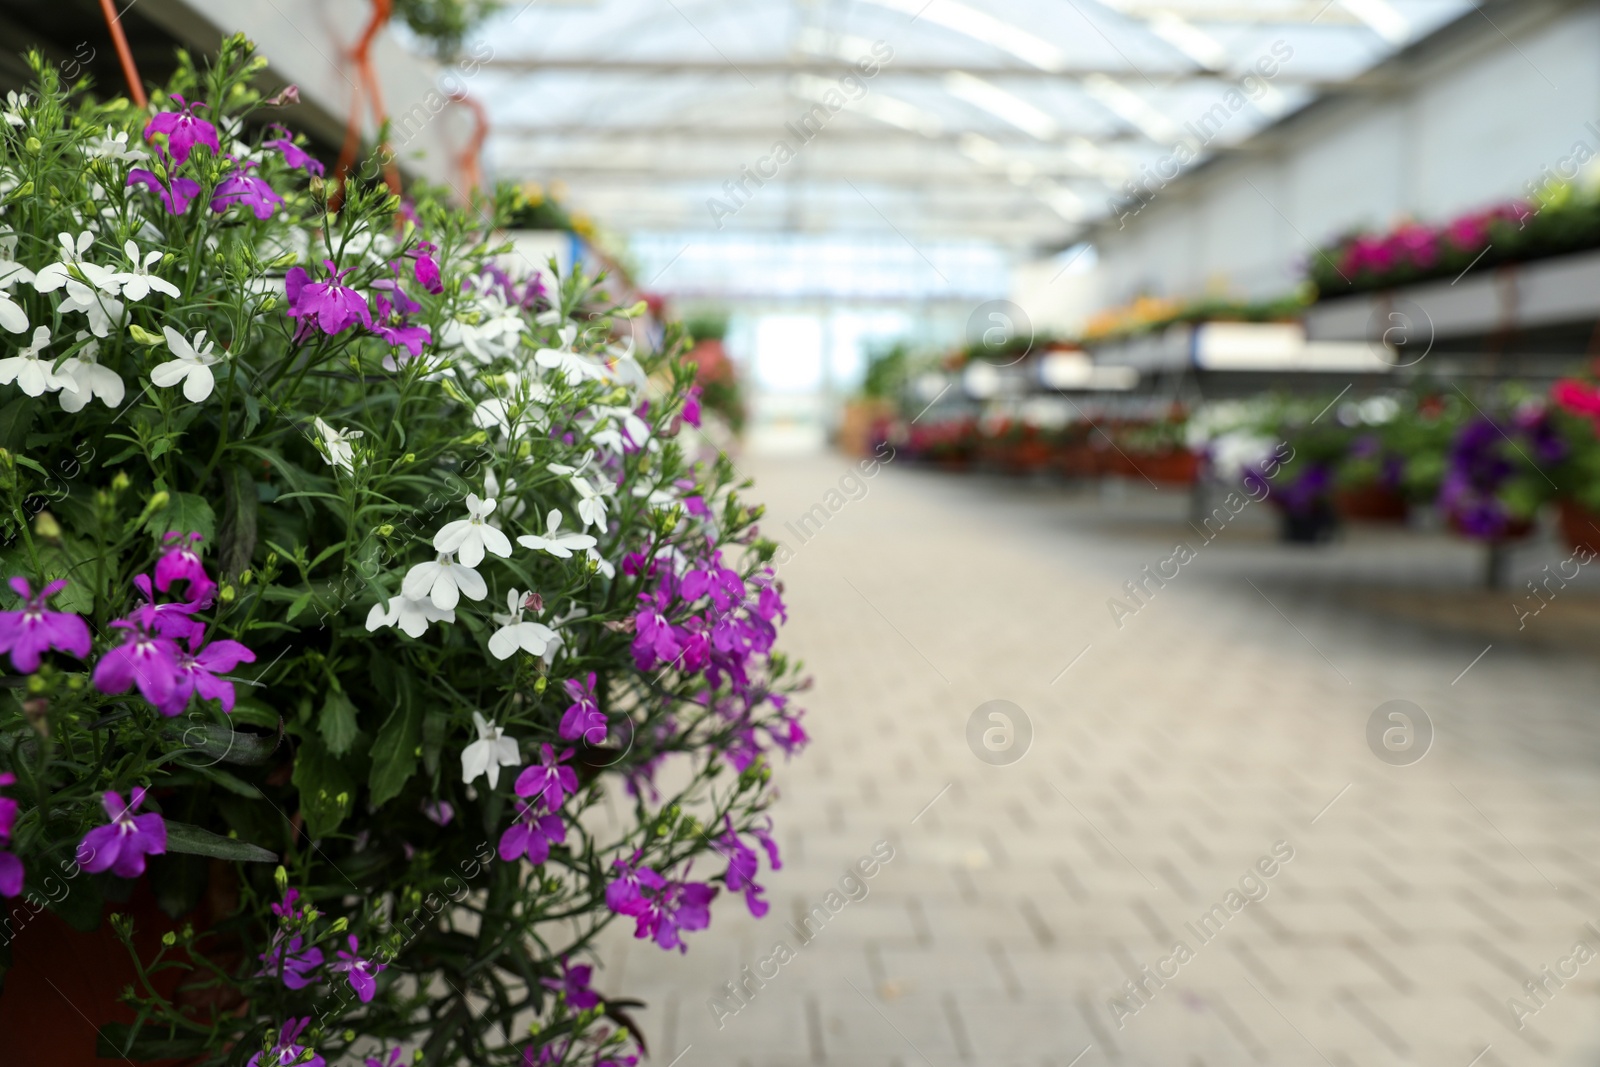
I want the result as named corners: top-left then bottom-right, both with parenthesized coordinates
top-left (595, 453), bottom-right (1600, 1067)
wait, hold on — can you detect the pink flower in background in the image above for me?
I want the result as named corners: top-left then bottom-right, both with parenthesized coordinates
top-left (540, 958), bottom-right (600, 1010)
top-left (410, 242), bottom-right (443, 294)
top-left (514, 745), bottom-right (579, 811)
top-left (558, 672), bottom-right (607, 744)
top-left (0, 577), bottom-right (90, 673)
top-left (331, 935), bottom-right (386, 1002)
top-left (155, 532), bottom-right (215, 603)
top-left (211, 161), bottom-right (283, 220)
top-left (143, 94), bottom-right (219, 164)
top-left (1553, 378), bottom-right (1600, 421)
top-left (1444, 212), bottom-right (1492, 252)
top-left (1391, 223), bottom-right (1440, 269)
top-left (78, 787), bottom-right (167, 879)
top-left (248, 1018), bottom-right (325, 1067)
top-left (264, 128), bottom-right (324, 176)
top-left (126, 169), bottom-right (202, 215)
top-left (286, 260), bottom-right (373, 339)
top-left (0, 772), bottom-right (22, 897)
top-left (257, 934), bottom-right (324, 990)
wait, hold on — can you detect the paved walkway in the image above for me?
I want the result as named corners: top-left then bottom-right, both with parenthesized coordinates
top-left (595, 453), bottom-right (1600, 1067)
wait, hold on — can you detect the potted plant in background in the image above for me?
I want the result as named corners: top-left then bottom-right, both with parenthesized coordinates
top-left (0, 41), bottom-right (806, 1067)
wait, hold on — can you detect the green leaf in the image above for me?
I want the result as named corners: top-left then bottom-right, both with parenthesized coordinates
top-left (189, 763), bottom-right (263, 798)
top-left (97, 1024), bottom-right (209, 1060)
top-left (0, 396), bottom-right (35, 452)
top-left (163, 820), bottom-right (278, 863)
top-left (319, 684), bottom-right (361, 757)
top-left (292, 735), bottom-right (356, 839)
top-left (145, 491), bottom-right (216, 544)
top-left (162, 721), bottom-right (281, 765)
top-left (368, 691), bottom-right (422, 808)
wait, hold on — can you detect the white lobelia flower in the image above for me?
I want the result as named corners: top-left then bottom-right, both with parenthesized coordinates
top-left (516, 509), bottom-right (597, 559)
top-left (488, 588), bottom-right (558, 661)
top-left (403, 552), bottom-right (487, 610)
top-left (434, 494), bottom-right (513, 567)
top-left (2, 91), bottom-right (27, 128)
top-left (56, 333), bottom-right (125, 412)
top-left (535, 324), bottom-right (607, 384)
top-left (152, 326), bottom-right (221, 402)
top-left (0, 326), bottom-right (63, 396)
top-left (483, 469), bottom-right (524, 525)
top-left (33, 231), bottom-right (119, 296)
top-left (112, 241), bottom-right (180, 301)
top-left (572, 477), bottom-right (611, 530)
top-left (366, 593), bottom-right (456, 638)
top-left (58, 277), bottom-right (125, 339)
top-left (313, 417), bottom-right (363, 474)
top-left (86, 126), bottom-right (145, 163)
top-left (461, 710), bottom-right (521, 789)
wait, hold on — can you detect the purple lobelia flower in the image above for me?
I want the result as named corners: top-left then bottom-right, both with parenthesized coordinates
top-left (249, 1018), bottom-right (325, 1067)
top-left (499, 799), bottom-right (566, 864)
top-left (364, 1051), bottom-right (404, 1067)
top-left (155, 532), bottom-right (216, 604)
top-left (78, 787), bottom-right (167, 879)
top-left (714, 817), bottom-right (768, 917)
top-left (143, 95), bottom-right (219, 165)
top-left (257, 934), bottom-right (324, 990)
top-left (539, 957), bottom-right (600, 1010)
top-left (211, 160), bottom-right (284, 220)
top-left (370, 275), bottom-right (432, 365)
top-left (633, 874), bottom-right (716, 953)
top-left (131, 572), bottom-right (205, 642)
top-left (126, 169), bottom-right (202, 215)
top-left (160, 627), bottom-right (256, 717)
top-left (0, 577), bottom-right (91, 673)
top-left (264, 128), bottom-right (324, 176)
top-left (683, 385), bottom-right (702, 428)
top-left (93, 614), bottom-right (182, 709)
top-left (0, 772), bottom-right (21, 897)
top-left (409, 242), bottom-right (443, 294)
top-left (558, 672), bottom-right (607, 745)
top-left (331, 935), bottom-right (386, 1002)
top-left (631, 588), bottom-right (680, 669)
top-left (514, 744), bottom-right (579, 811)
top-left (604, 853), bottom-right (664, 917)
top-left (286, 260), bottom-right (373, 340)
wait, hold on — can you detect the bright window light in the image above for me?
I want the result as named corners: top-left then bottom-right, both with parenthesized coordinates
top-left (755, 315), bottom-right (824, 394)
top-left (943, 71), bottom-right (1060, 140)
top-left (1341, 0), bottom-right (1410, 44)
top-left (859, 0), bottom-right (1069, 72)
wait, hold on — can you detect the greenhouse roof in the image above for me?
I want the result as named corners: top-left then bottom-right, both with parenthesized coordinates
top-left (463, 0), bottom-right (1479, 252)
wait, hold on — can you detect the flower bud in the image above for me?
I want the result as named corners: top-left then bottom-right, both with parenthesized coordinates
top-left (328, 917), bottom-right (349, 934)
top-left (147, 491), bottom-right (169, 511)
top-left (13, 182), bottom-right (32, 197)
top-left (127, 324), bottom-right (162, 346)
top-left (275, 865), bottom-right (289, 893)
top-left (33, 510), bottom-right (61, 540)
top-left (161, 931), bottom-right (176, 946)
top-left (24, 137), bottom-right (41, 155)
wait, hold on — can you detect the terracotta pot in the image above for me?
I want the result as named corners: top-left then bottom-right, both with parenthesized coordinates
top-left (1134, 450), bottom-right (1200, 486)
top-left (0, 879), bottom-right (195, 1067)
top-left (1055, 444), bottom-right (1097, 479)
top-left (1558, 498), bottom-right (1600, 555)
top-left (1009, 440), bottom-right (1053, 474)
top-left (1335, 484), bottom-right (1409, 522)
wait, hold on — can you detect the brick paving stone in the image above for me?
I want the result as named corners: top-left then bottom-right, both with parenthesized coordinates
top-left (593, 456), bottom-right (1600, 1066)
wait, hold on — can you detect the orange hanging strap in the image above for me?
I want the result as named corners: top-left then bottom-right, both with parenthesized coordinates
top-left (333, 0), bottom-right (399, 202)
top-left (448, 92), bottom-right (489, 201)
top-left (97, 0), bottom-right (147, 108)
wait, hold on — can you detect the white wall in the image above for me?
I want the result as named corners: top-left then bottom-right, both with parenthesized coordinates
top-left (1094, 0), bottom-right (1600, 305)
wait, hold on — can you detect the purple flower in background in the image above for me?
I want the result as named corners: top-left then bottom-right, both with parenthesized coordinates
top-left (540, 958), bottom-right (600, 1010)
top-left (0, 577), bottom-right (91, 673)
top-left (331, 935), bottom-right (386, 1002)
top-left (160, 628), bottom-right (256, 717)
top-left (93, 617), bottom-right (181, 709)
top-left (1438, 416), bottom-right (1522, 540)
top-left (155, 532), bottom-right (216, 603)
top-left (272, 887), bottom-right (314, 921)
top-left (1515, 407), bottom-right (1567, 466)
top-left (422, 799), bottom-right (454, 827)
top-left (604, 853), bottom-right (665, 917)
top-left (0, 772), bottom-right (21, 897)
top-left (264, 129), bottom-right (324, 176)
top-left (286, 260), bottom-right (373, 339)
top-left (634, 875), bottom-right (715, 952)
top-left (211, 161), bottom-right (284, 220)
top-left (514, 744), bottom-right (579, 811)
top-left (143, 94), bottom-right (218, 165)
top-left (558, 672), bottom-right (607, 745)
top-left (499, 799), bottom-right (566, 863)
top-left (131, 572), bottom-right (205, 642)
top-left (683, 385), bottom-right (702, 428)
top-left (249, 1018), bottom-right (325, 1067)
top-left (410, 241), bottom-right (443, 294)
top-left (77, 788), bottom-right (167, 879)
top-left (126, 169), bottom-right (202, 215)
top-left (257, 934), bottom-right (324, 990)
top-left (364, 1051), bottom-right (404, 1067)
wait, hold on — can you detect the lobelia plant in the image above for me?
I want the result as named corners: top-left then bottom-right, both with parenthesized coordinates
top-left (0, 38), bottom-right (807, 1066)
